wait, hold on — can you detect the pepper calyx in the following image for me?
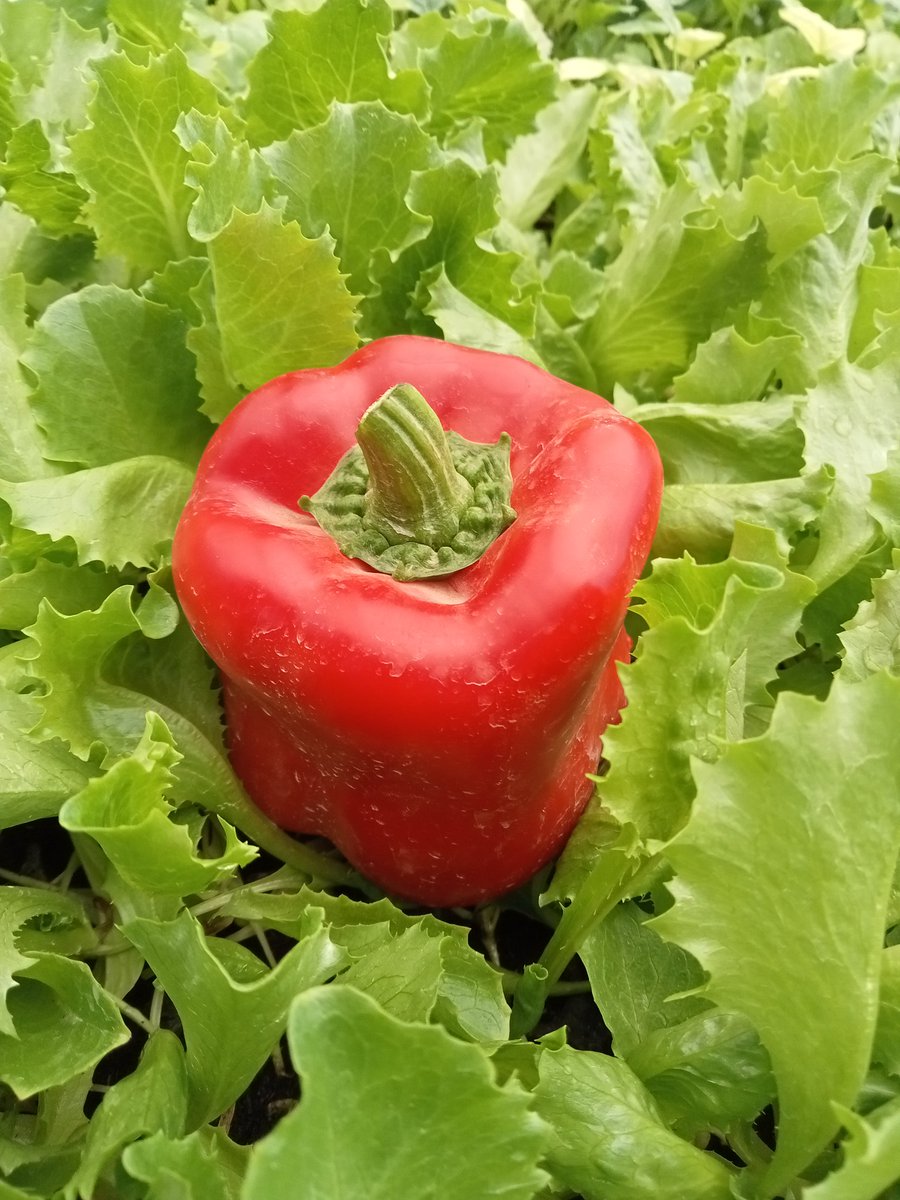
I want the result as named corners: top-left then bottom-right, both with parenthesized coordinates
top-left (299, 382), bottom-right (516, 580)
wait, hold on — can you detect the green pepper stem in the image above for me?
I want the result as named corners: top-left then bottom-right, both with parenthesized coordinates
top-left (355, 383), bottom-right (473, 548)
top-left (300, 383), bottom-right (516, 580)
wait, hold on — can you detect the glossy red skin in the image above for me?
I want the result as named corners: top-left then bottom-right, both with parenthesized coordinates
top-left (172, 337), bottom-right (662, 907)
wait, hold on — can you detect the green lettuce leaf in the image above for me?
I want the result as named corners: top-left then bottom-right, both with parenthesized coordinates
top-left (599, 533), bottom-right (815, 842)
top-left (264, 101), bottom-right (437, 297)
top-left (397, 7), bottom-right (556, 159)
top-left (243, 0), bottom-right (426, 145)
top-left (203, 202), bottom-right (360, 397)
top-left (68, 49), bottom-right (219, 270)
top-left (21, 285), bottom-right (211, 469)
top-left (533, 1042), bottom-right (735, 1199)
top-left (0, 273), bottom-right (52, 482)
top-left (243, 985), bottom-right (549, 1200)
top-left (655, 672), bottom-right (900, 1195)
top-left (219, 886), bottom-right (511, 1042)
top-left (0, 685), bottom-right (95, 829)
top-left (0, 121), bottom-right (90, 238)
top-left (578, 176), bottom-right (770, 397)
top-left (0, 954), bottom-right (128, 1100)
top-left (874, 946), bottom-right (900, 1079)
top-left (1, 457), bottom-right (195, 569)
top-left (125, 908), bottom-right (345, 1127)
top-left (60, 712), bottom-right (255, 899)
top-left (64, 1030), bottom-right (188, 1200)
top-left (802, 1099), bottom-right (900, 1200)
top-left (840, 556), bottom-right (900, 680)
top-left (122, 1127), bottom-right (248, 1200)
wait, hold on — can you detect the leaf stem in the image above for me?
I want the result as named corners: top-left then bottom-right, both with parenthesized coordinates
top-left (187, 872), bottom-right (311, 919)
top-left (110, 994), bottom-right (155, 1036)
top-left (0, 867), bottom-right (60, 889)
top-left (210, 786), bottom-right (362, 889)
top-left (499, 970), bottom-right (593, 998)
top-left (149, 983), bottom-right (164, 1033)
top-left (545, 851), bottom-right (660, 989)
top-left (510, 847), bottom-right (661, 1037)
top-left (728, 1121), bottom-right (773, 1170)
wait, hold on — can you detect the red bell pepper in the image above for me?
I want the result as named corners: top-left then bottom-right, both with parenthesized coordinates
top-left (173, 337), bottom-right (662, 907)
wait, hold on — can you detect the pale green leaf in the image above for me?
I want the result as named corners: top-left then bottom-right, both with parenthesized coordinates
top-left (0, 59), bottom-right (15, 157)
top-left (0, 0), bottom-right (57, 92)
top-left (123, 1127), bottom-right (249, 1200)
top-left (181, 7), bottom-right (269, 97)
top-left (587, 92), bottom-right (666, 238)
top-left (177, 110), bottom-right (272, 243)
top-left (0, 886), bottom-right (95, 1037)
top-left (6, 590), bottom-right (340, 894)
top-left (402, 9), bottom-right (557, 159)
top-left (653, 468), bottom-right (832, 562)
top-left (533, 305), bottom-right (598, 390)
top-left (666, 28), bottom-right (726, 60)
top-left (264, 101), bottom-right (437, 296)
top-left (184, 265), bottom-right (243, 423)
top-left (22, 285), bottom-right (211, 469)
top-left (799, 355), bottom-right (900, 590)
top-left (766, 62), bottom-right (896, 172)
top-left (1, 456), bottom-right (195, 569)
top-left (840, 560), bottom-right (900, 681)
top-left (139, 253), bottom-right (207, 323)
top-left (69, 48), bottom-right (219, 270)
top-left (635, 396), bottom-right (803, 485)
top-left (533, 1043), bottom-right (734, 1200)
top-left (0, 121), bottom-right (91, 238)
top-left (779, 4), bottom-right (866, 61)
top-left (338, 924), bottom-right (445, 1024)
top-left (578, 177), bottom-right (769, 397)
top-left (13, 589), bottom-right (252, 835)
top-left (541, 801), bottom-right (633, 906)
top-left (719, 170), bottom-right (831, 269)
top-left (60, 712), bottom-right (255, 899)
top-left (498, 84), bottom-right (597, 229)
top-left (629, 1009), bottom-right (774, 1135)
top-left (125, 909), bottom-right (346, 1126)
top-left (871, 444), bottom-right (900, 549)
top-left (372, 155), bottom-right (536, 339)
top-left (243, 0), bottom-right (426, 144)
top-left (0, 955), bottom-right (128, 1100)
top-left (220, 887), bottom-right (511, 1042)
top-left (578, 901), bottom-right (708, 1059)
top-left (243, 986), bottom-right (549, 1200)
top-left (17, 586), bottom-right (156, 760)
top-left (103, 603), bottom-right (225, 751)
top-left (655, 672), bottom-right (900, 1195)
top-left (757, 155), bottom-right (896, 387)
top-left (0, 273), bottom-right (52, 482)
top-left (424, 266), bottom-right (543, 363)
top-left (874, 946), bottom-right (900, 1078)
top-left (0, 686), bottom-right (95, 830)
top-left (542, 252), bottom-right (604, 327)
top-left (108, 0), bottom-right (184, 52)
top-left (0, 559), bottom-right (118, 633)
top-left (206, 202), bottom-right (360, 396)
top-left (18, 9), bottom-right (108, 136)
top-left (848, 235), bottom-right (900, 362)
top-left (803, 1099), bottom-right (900, 1200)
top-left (64, 1030), bottom-right (188, 1200)
top-left (600, 540), bottom-right (815, 841)
top-left (671, 321), bottom-right (803, 406)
